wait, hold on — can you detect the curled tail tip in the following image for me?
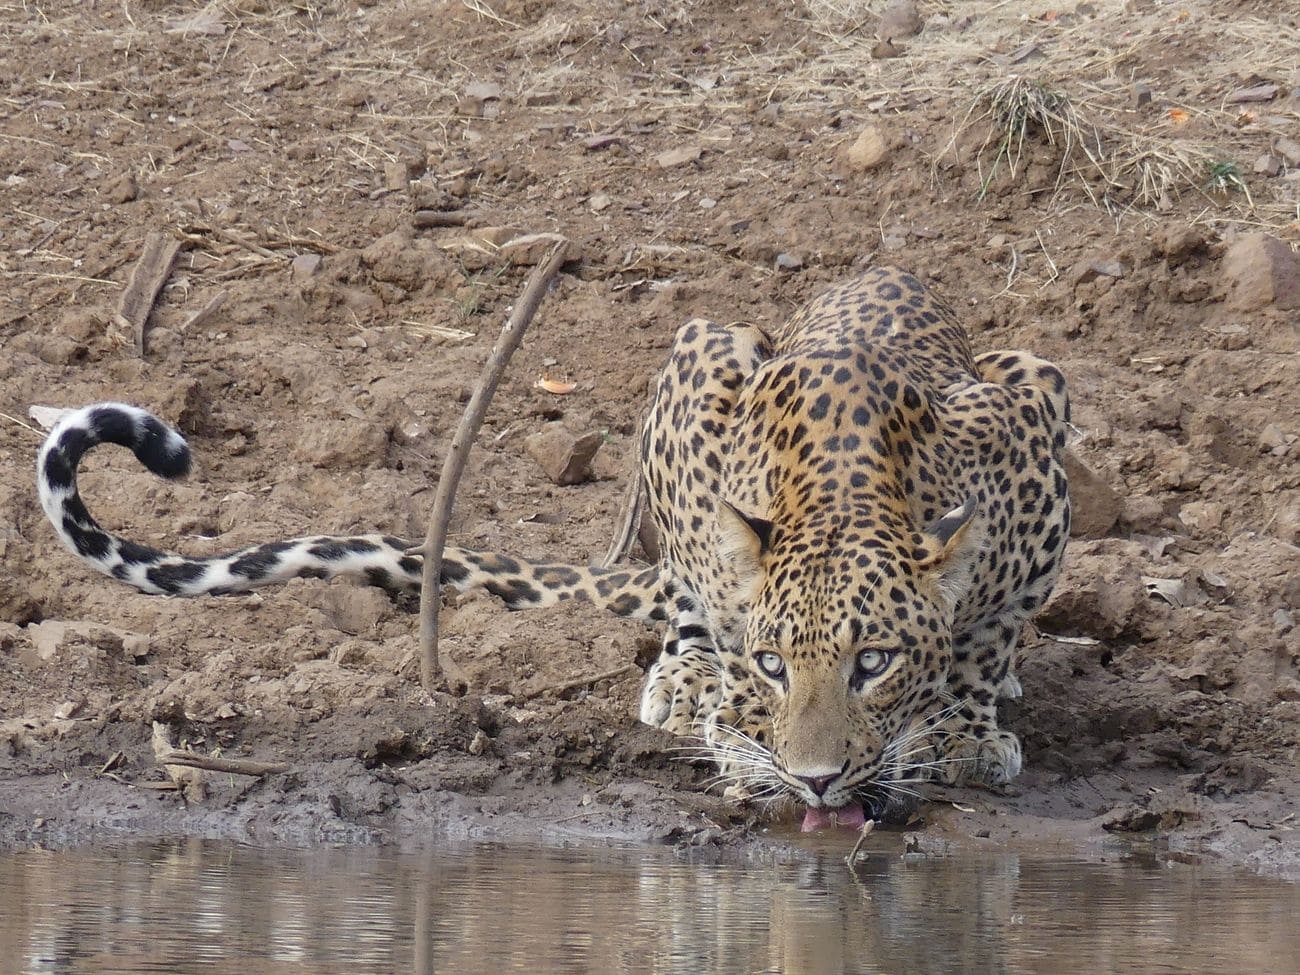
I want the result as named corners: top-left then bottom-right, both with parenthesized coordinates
top-left (42, 402), bottom-right (191, 480)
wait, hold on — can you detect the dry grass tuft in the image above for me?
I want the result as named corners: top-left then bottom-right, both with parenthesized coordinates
top-left (962, 76), bottom-right (1105, 202)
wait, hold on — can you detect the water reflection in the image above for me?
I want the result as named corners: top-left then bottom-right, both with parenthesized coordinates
top-left (1, 838), bottom-right (1296, 974)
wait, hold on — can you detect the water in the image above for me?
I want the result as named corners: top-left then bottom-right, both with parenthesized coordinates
top-left (1, 839), bottom-right (1296, 975)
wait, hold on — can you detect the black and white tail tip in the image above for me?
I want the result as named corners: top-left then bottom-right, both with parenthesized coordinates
top-left (37, 403), bottom-right (197, 592)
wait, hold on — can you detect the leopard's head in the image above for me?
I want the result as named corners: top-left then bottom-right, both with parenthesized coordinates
top-left (714, 497), bottom-right (983, 811)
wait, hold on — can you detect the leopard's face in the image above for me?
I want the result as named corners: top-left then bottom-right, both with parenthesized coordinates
top-left (716, 500), bottom-right (982, 810)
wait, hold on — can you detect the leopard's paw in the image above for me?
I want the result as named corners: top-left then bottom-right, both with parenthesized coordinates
top-left (638, 649), bottom-right (722, 737)
top-left (938, 728), bottom-right (1023, 786)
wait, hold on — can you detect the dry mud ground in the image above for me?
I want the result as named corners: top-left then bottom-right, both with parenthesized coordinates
top-left (1, 1), bottom-right (1297, 876)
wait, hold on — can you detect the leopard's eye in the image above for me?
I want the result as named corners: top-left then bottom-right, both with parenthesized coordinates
top-left (855, 649), bottom-right (894, 679)
top-left (755, 651), bottom-right (786, 680)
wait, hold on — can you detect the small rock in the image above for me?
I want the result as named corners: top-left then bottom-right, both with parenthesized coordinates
top-left (1132, 83), bottom-right (1153, 108)
top-left (655, 145), bottom-right (703, 169)
top-left (878, 0), bottom-right (923, 39)
top-left (1275, 608), bottom-right (1295, 636)
top-left (54, 699), bottom-right (84, 720)
top-left (1225, 83), bottom-right (1278, 104)
top-left (1037, 547), bottom-right (1145, 639)
top-left (1259, 423), bottom-right (1289, 451)
top-left (775, 252), bottom-right (804, 271)
top-left (1102, 803), bottom-right (1162, 832)
top-left (1274, 136), bottom-right (1300, 166)
top-left (1155, 224), bottom-right (1205, 266)
top-left (1073, 261), bottom-right (1128, 285)
top-left (291, 253), bottom-right (322, 281)
top-left (1178, 500), bottom-right (1224, 533)
top-left (1222, 233), bottom-right (1300, 311)
top-left (464, 81), bottom-right (503, 102)
top-left (103, 172), bottom-right (138, 204)
top-left (384, 161), bottom-right (409, 192)
top-left (589, 192), bottom-right (612, 212)
top-left (840, 125), bottom-right (890, 171)
top-left (1061, 450), bottom-right (1120, 538)
top-left (525, 425), bottom-right (604, 486)
top-left (500, 232), bottom-right (573, 266)
top-left (1254, 153), bottom-right (1282, 177)
top-left (583, 134), bottom-right (621, 151)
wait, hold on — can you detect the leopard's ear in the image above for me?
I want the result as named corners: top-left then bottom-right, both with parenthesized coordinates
top-left (716, 500), bottom-right (772, 587)
top-left (912, 497), bottom-right (983, 610)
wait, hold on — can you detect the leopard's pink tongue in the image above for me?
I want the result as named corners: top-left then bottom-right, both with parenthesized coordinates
top-left (800, 802), bottom-right (867, 832)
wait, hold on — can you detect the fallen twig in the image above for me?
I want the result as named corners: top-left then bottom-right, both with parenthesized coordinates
top-left (602, 473), bottom-right (644, 567)
top-left (116, 232), bottom-right (181, 356)
top-left (417, 238), bottom-right (571, 693)
top-left (155, 749), bottom-right (290, 777)
top-left (845, 819), bottom-right (876, 868)
top-left (524, 663), bottom-right (640, 701)
top-left (414, 209), bottom-right (471, 228)
top-left (180, 290), bottom-right (228, 332)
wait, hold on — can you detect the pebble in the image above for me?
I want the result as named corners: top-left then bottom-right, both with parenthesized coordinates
top-left (525, 424), bottom-right (604, 486)
top-left (840, 125), bottom-right (890, 171)
top-left (291, 253), bottom-right (322, 281)
top-left (1274, 136), bottom-right (1300, 166)
top-left (500, 232), bottom-right (574, 266)
top-left (1221, 233), bottom-right (1300, 311)
top-left (878, 0), bottom-right (923, 39)
top-left (1178, 501), bottom-right (1224, 533)
top-left (1254, 154), bottom-right (1282, 177)
top-left (655, 145), bottom-right (703, 169)
top-left (103, 172), bottom-right (138, 204)
top-left (1259, 423), bottom-right (1288, 451)
top-left (775, 252), bottom-right (804, 271)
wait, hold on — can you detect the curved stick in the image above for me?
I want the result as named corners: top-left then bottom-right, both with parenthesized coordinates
top-left (418, 240), bottom-right (570, 693)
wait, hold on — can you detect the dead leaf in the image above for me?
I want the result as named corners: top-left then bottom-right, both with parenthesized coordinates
top-left (535, 377), bottom-right (577, 395)
top-left (1141, 576), bottom-right (1208, 608)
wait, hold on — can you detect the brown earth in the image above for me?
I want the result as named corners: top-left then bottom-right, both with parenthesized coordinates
top-left (0, 1), bottom-right (1297, 876)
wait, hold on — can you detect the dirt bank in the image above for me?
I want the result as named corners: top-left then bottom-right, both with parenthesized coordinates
top-left (1, 0), bottom-right (1296, 877)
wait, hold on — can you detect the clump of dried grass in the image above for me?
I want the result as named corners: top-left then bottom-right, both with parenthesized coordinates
top-left (960, 75), bottom-right (1105, 202)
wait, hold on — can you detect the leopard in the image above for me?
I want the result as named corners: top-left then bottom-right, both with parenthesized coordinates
top-left (35, 265), bottom-right (1070, 826)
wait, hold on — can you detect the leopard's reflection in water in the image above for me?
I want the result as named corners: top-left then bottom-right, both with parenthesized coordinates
top-left (1, 838), bottom-right (1297, 975)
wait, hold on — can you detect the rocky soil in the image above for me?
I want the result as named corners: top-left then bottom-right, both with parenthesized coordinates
top-left (0, 0), bottom-right (1297, 876)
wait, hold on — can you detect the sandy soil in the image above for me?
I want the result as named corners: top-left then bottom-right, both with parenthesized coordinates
top-left (1, 1), bottom-right (1297, 877)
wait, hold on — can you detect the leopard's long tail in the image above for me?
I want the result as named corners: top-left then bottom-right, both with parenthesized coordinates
top-left (36, 403), bottom-right (666, 622)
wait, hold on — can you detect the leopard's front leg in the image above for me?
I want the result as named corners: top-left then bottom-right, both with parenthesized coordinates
top-left (932, 622), bottom-right (1024, 786)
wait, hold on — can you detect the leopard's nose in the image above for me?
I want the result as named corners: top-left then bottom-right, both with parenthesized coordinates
top-left (796, 772), bottom-right (839, 797)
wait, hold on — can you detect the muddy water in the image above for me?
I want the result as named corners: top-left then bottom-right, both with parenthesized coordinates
top-left (1, 839), bottom-right (1296, 975)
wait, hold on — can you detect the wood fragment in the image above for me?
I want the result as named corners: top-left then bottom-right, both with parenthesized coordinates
top-left (179, 290), bottom-right (228, 331)
top-left (524, 663), bottom-right (640, 700)
top-left (156, 749), bottom-right (290, 777)
top-left (151, 721), bottom-right (208, 801)
top-left (417, 238), bottom-right (570, 694)
top-left (603, 472), bottom-right (644, 567)
top-left (845, 819), bottom-right (877, 867)
top-left (414, 209), bottom-right (470, 228)
top-left (117, 232), bottom-right (181, 356)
